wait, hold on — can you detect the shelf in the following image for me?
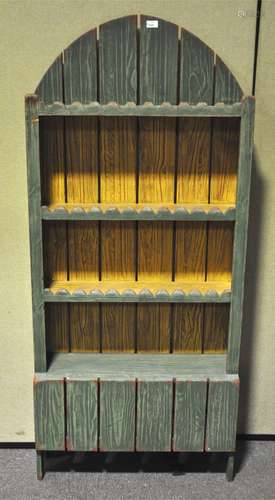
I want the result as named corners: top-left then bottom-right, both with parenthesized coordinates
top-left (45, 352), bottom-right (232, 380)
top-left (36, 100), bottom-right (242, 117)
top-left (41, 203), bottom-right (236, 221)
top-left (44, 280), bottom-right (231, 303)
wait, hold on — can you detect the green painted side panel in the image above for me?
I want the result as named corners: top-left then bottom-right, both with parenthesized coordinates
top-left (139, 16), bottom-right (178, 104)
top-left (34, 379), bottom-right (65, 450)
top-left (180, 29), bottom-right (214, 104)
top-left (215, 56), bottom-right (243, 103)
top-left (99, 16), bottom-right (137, 104)
top-left (64, 29), bottom-right (97, 104)
top-left (136, 380), bottom-right (173, 451)
top-left (173, 379), bottom-right (207, 451)
top-left (227, 97), bottom-right (255, 372)
top-left (100, 380), bottom-right (135, 451)
top-left (25, 96), bottom-right (46, 372)
top-left (66, 379), bottom-right (98, 451)
top-left (35, 55), bottom-right (63, 103)
top-left (206, 378), bottom-right (239, 451)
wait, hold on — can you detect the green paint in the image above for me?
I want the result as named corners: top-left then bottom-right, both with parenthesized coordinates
top-left (174, 378), bottom-right (207, 451)
top-left (66, 379), bottom-right (98, 451)
top-left (206, 378), bottom-right (239, 451)
top-left (136, 380), bottom-right (173, 451)
top-left (100, 380), bottom-right (135, 451)
top-left (34, 378), bottom-right (65, 450)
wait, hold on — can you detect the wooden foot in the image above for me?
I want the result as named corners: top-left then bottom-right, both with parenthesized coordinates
top-left (36, 451), bottom-right (44, 480)
top-left (226, 453), bottom-right (235, 482)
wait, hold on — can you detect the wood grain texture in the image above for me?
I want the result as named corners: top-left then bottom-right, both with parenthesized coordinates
top-left (70, 304), bottom-right (100, 352)
top-left (25, 96), bottom-right (46, 371)
top-left (206, 378), bottom-right (239, 451)
top-left (173, 305), bottom-right (203, 352)
top-left (136, 380), bottom-right (173, 451)
top-left (99, 16), bottom-right (137, 353)
top-left (138, 18), bottom-right (177, 353)
top-left (175, 28), bottom-right (214, 353)
top-left (64, 29), bottom-right (97, 104)
top-left (140, 16), bottom-right (178, 105)
top-left (43, 221), bottom-right (67, 284)
top-left (227, 97), bottom-right (255, 372)
top-left (100, 380), bottom-right (135, 451)
top-left (214, 56), bottom-right (243, 105)
top-left (34, 379), bottom-right (65, 450)
top-left (35, 55), bottom-right (63, 104)
top-left (204, 304), bottom-right (229, 353)
top-left (173, 379), bottom-right (207, 451)
top-left (137, 304), bottom-right (171, 352)
top-left (66, 379), bottom-right (98, 451)
top-left (45, 304), bottom-right (69, 352)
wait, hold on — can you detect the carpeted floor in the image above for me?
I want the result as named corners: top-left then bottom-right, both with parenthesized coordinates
top-left (0, 441), bottom-right (274, 500)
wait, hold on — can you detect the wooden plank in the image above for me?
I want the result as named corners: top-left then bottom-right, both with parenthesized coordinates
top-left (25, 96), bottom-right (46, 371)
top-left (174, 29), bottom-right (214, 353)
top-left (45, 279), bottom-right (231, 303)
top-left (63, 29), bottom-right (100, 354)
top-left (136, 380), bottom-right (173, 451)
top-left (38, 101), bottom-right (242, 117)
top-left (227, 97), bottom-right (255, 372)
top-left (100, 379), bottom-right (135, 451)
top-left (99, 16), bottom-right (137, 353)
top-left (45, 304), bottom-right (68, 352)
top-left (70, 304), bottom-right (100, 352)
top-left (66, 378), bottom-right (98, 451)
top-left (64, 29), bottom-right (97, 104)
top-left (37, 57), bottom-right (67, 357)
top-left (206, 377), bottom-right (239, 451)
top-left (34, 377), bottom-right (65, 450)
top-left (35, 54), bottom-right (63, 104)
top-left (138, 17), bottom-right (178, 353)
top-left (173, 305), bottom-right (204, 352)
top-left (206, 56), bottom-right (241, 353)
top-left (204, 304), bottom-right (229, 353)
top-left (41, 203), bottom-right (236, 221)
top-left (173, 378), bottom-right (207, 451)
top-left (48, 352), bottom-right (228, 379)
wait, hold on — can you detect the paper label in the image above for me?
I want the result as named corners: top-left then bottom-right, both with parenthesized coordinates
top-left (146, 20), bottom-right (158, 28)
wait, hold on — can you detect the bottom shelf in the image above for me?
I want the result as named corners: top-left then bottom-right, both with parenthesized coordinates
top-left (34, 353), bottom-right (239, 454)
top-left (47, 352), bottom-right (228, 378)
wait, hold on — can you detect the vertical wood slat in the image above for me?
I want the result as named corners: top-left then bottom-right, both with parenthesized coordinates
top-left (99, 16), bottom-right (137, 353)
top-left (100, 379), bottom-right (136, 451)
top-left (174, 29), bottom-right (214, 352)
top-left (34, 377), bottom-right (65, 450)
top-left (205, 56), bottom-right (242, 353)
top-left (37, 54), bottom-right (69, 353)
top-left (136, 379), bottom-right (173, 451)
top-left (26, 96), bottom-right (46, 371)
top-left (137, 16), bottom-right (178, 353)
top-left (66, 378), bottom-right (98, 451)
top-left (206, 377), bottom-right (239, 451)
top-left (173, 378), bottom-right (207, 451)
top-left (227, 97), bottom-right (255, 372)
top-left (63, 28), bottom-right (100, 353)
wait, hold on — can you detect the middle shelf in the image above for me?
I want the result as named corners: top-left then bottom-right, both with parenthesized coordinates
top-left (44, 279), bottom-right (231, 302)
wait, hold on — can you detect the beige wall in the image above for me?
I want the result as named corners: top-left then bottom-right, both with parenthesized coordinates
top-left (0, 0), bottom-right (272, 441)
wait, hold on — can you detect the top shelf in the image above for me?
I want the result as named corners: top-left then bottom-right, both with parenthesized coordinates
top-left (33, 100), bottom-right (243, 117)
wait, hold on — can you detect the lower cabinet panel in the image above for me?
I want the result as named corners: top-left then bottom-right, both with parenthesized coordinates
top-left (205, 378), bottom-right (240, 451)
top-left (66, 378), bottom-right (98, 451)
top-left (34, 377), bottom-right (65, 451)
top-left (34, 375), bottom-right (239, 452)
top-left (173, 378), bottom-right (207, 451)
top-left (136, 380), bottom-right (173, 451)
top-left (100, 379), bottom-right (136, 451)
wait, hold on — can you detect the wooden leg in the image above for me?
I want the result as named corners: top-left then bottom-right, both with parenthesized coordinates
top-left (36, 451), bottom-right (44, 480)
top-left (226, 452), bottom-right (235, 482)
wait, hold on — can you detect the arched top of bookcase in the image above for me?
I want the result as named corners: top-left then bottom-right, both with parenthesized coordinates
top-left (34, 14), bottom-right (243, 105)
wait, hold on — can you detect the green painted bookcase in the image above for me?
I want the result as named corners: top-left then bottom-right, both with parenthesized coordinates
top-left (25, 15), bottom-right (255, 480)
